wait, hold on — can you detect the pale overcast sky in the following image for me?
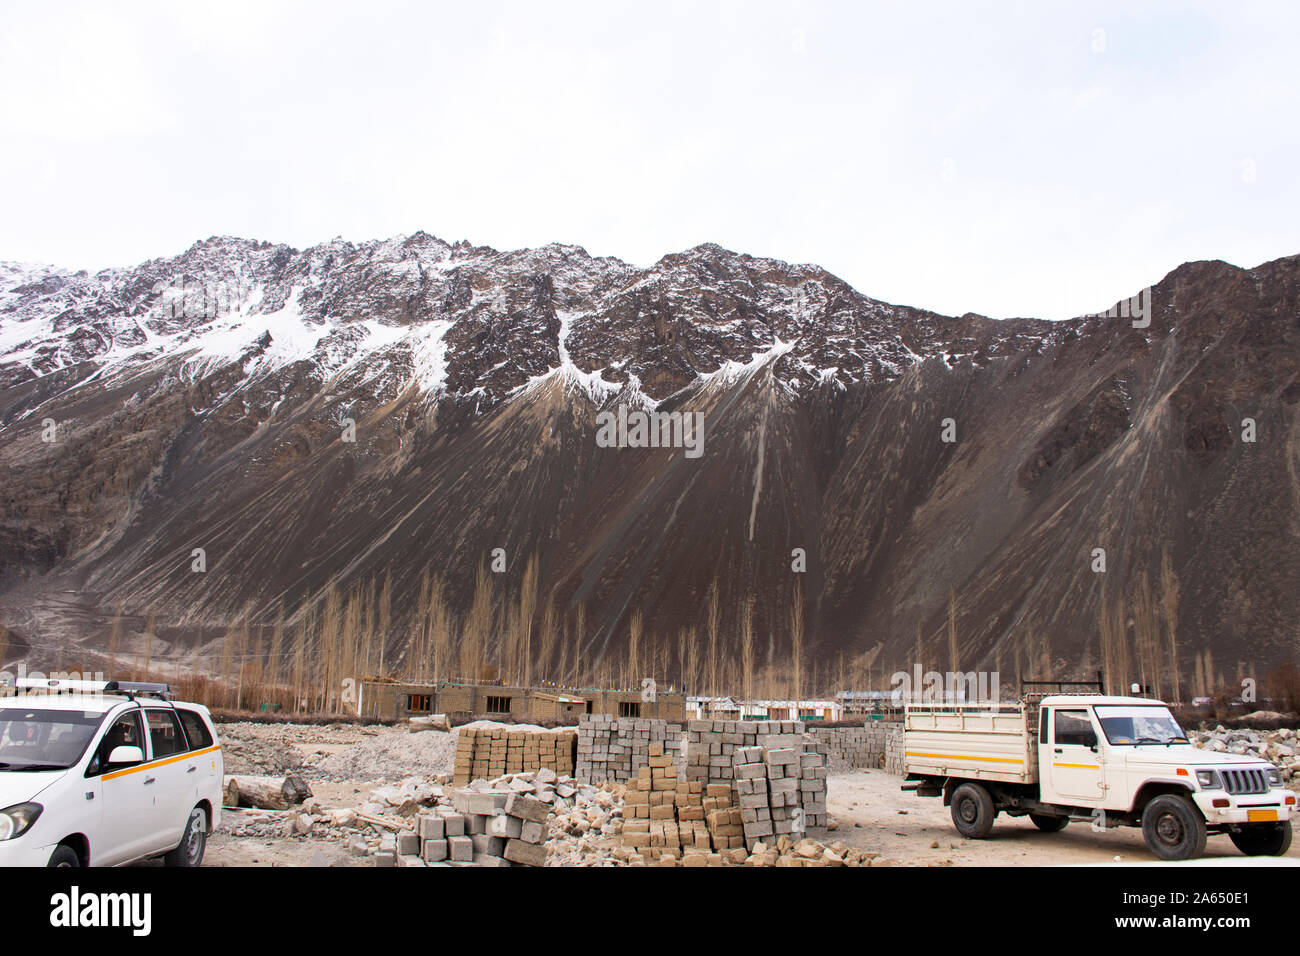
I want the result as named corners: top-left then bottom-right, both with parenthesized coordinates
top-left (1, 1), bottom-right (1296, 319)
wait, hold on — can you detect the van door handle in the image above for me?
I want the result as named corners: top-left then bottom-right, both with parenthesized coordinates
top-left (144, 776), bottom-right (156, 785)
top-left (187, 766), bottom-right (197, 773)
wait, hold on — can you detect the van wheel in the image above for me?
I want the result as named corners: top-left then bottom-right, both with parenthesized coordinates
top-left (1141, 794), bottom-right (1207, 861)
top-left (47, 844), bottom-right (80, 868)
top-left (1228, 821), bottom-right (1292, 856)
top-left (1030, 814), bottom-right (1068, 832)
top-left (950, 783), bottom-right (997, 838)
top-left (164, 807), bottom-right (207, 868)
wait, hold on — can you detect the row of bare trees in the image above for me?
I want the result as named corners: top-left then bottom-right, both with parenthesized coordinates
top-left (2, 540), bottom-right (1283, 714)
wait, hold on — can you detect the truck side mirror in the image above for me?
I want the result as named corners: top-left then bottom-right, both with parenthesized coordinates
top-left (1084, 733), bottom-right (1098, 751)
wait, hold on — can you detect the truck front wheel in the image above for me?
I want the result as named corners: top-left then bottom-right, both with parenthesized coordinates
top-left (1141, 794), bottom-right (1207, 861)
top-left (950, 783), bottom-right (997, 838)
top-left (1228, 821), bottom-right (1292, 856)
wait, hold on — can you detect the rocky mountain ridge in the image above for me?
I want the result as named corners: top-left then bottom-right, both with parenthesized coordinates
top-left (1, 233), bottom-right (1296, 698)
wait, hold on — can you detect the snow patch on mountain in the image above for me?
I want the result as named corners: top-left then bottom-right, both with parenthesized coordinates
top-left (699, 338), bottom-right (797, 389)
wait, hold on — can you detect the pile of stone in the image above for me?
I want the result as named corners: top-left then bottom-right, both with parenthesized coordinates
top-left (1192, 726), bottom-right (1299, 782)
top-left (575, 715), bottom-right (684, 784)
top-left (741, 836), bottom-right (888, 868)
top-left (613, 833), bottom-right (886, 868)
top-left (452, 725), bottom-right (576, 785)
top-left (544, 782), bottom-right (625, 866)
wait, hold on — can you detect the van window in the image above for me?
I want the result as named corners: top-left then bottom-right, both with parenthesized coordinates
top-left (146, 709), bottom-right (186, 758)
top-left (86, 712), bottom-right (145, 776)
top-left (174, 708), bottom-right (214, 750)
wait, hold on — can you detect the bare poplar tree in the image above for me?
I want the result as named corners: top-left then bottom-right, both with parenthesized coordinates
top-left (377, 570), bottom-right (392, 676)
top-left (1160, 546), bottom-right (1181, 704)
top-left (706, 580), bottom-right (721, 697)
top-left (790, 578), bottom-right (805, 703)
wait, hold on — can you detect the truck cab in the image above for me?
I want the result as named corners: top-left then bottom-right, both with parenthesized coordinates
top-left (904, 693), bottom-right (1295, 860)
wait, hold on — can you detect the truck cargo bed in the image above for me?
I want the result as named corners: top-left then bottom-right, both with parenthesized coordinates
top-left (904, 703), bottom-right (1037, 785)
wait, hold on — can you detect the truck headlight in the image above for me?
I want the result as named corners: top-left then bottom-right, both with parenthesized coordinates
top-left (1265, 768), bottom-right (1283, 787)
top-left (0, 803), bottom-right (42, 841)
top-left (1195, 770), bottom-right (1220, 789)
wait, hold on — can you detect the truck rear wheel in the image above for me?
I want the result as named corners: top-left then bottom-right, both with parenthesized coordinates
top-left (1141, 794), bottom-right (1207, 861)
top-left (1228, 821), bottom-right (1292, 856)
top-left (1030, 814), bottom-right (1068, 832)
top-left (950, 783), bottom-right (997, 838)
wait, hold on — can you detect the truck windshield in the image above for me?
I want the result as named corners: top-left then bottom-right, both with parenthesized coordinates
top-left (0, 707), bottom-right (105, 770)
top-left (1094, 705), bottom-right (1188, 746)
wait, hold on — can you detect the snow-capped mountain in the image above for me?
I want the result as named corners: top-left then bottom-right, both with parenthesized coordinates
top-left (1, 233), bottom-right (1297, 691)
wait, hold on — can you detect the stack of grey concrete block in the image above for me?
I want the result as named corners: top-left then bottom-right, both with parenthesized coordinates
top-left (808, 722), bottom-right (901, 771)
top-left (732, 745), bottom-right (772, 843)
top-left (765, 747), bottom-right (803, 838)
top-left (798, 740), bottom-right (829, 828)
top-left (884, 724), bottom-right (906, 775)
top-left (807, 726), bottom-right (871, 770)
top-left (730, 737), bottom-right (829, 849)
top-left (685, 719), bottom-right (805, 787)
top-left (575, 715), bottom-right (685, 784)
top-left (379, 789), bottom-right (550, 867)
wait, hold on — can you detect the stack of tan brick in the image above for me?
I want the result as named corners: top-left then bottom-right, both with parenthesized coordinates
top-left (703, 784), bottom-right (745, 852)
top-left (621, 743), bottom-right (693, 859)
top-left (452, 726), bottom-right (576, 786)
top-left (621, 744), bottom-right (751, 864)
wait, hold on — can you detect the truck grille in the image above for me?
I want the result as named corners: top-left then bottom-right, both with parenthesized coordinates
top-left (1220, 768), bottom-right (1269, 795)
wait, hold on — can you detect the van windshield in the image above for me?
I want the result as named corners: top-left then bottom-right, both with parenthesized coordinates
top-left (1094, 705), bottom-right (1188, 746)
top-left (0, 707), bottom-right (105, 770)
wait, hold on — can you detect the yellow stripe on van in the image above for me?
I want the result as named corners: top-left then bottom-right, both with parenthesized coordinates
top-left (1052, 762), bottom-right (1100, 770)
top-left (905, 750), bottom-right (1023, 764)
top-left (103, 744), bottom-right (222, 781)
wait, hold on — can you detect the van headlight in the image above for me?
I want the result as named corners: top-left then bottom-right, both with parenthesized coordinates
top-left (1265, 768), bottom-right (1283, 787)
top-left (1195, 770), bottom-right (1220, 789)
top-left (0, 803), bottom-right (42, 840)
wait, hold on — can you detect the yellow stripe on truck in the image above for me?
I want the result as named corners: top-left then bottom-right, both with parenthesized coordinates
top-left (905, 751), bottom-right (1023, 764)
top-left (103, 744), bottom-right (222, 781)
top-left (1052, 762), bottom-right (1100, 770)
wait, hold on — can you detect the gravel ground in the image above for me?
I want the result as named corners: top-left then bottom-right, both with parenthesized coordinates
top-left (216, 721), bottom-right (458, 782)
top-left (203, 724), bottom-right (1300, 868)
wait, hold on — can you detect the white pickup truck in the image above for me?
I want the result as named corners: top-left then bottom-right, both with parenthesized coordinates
top-left (902, 693), bottom-right (1295, 860)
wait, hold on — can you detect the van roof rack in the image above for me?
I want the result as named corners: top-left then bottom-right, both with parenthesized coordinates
top-left (105, 681), bottom-right (171, 700)
top-left (6, 678), bottom-right (171, 700)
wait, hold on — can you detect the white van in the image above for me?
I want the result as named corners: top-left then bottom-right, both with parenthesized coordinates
top-left (0, 679), bottom-right (223, 867)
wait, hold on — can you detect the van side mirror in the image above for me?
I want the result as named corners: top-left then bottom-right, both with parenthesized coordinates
top-left (1084, 733), bottom-right (1098, 751)
top-left (108, 745), bottom-right (144, 766)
